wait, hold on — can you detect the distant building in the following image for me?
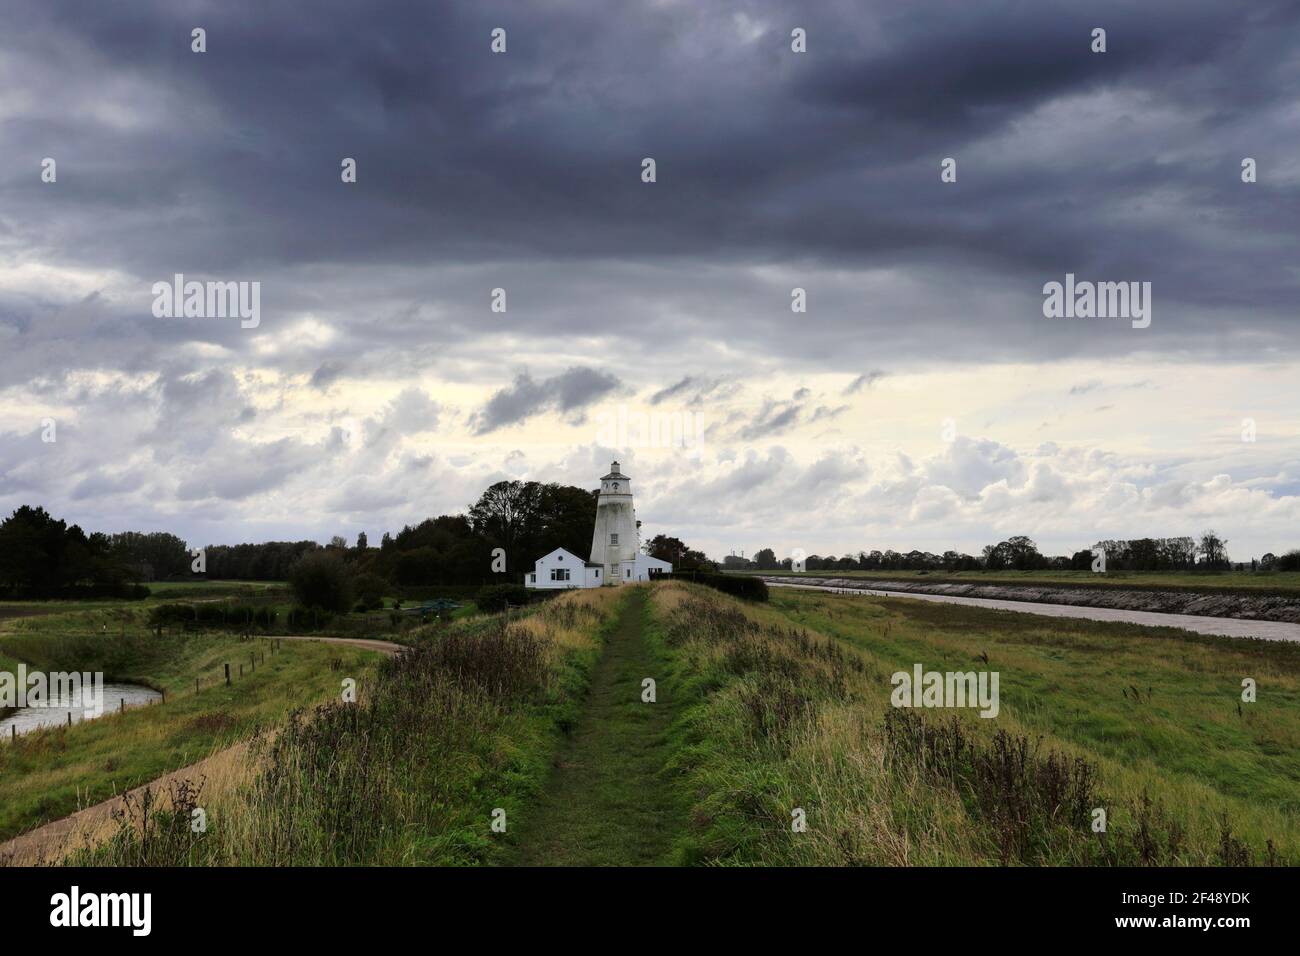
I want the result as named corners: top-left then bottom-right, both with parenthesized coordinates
top-left (525, 460), bottom-right (671, 589)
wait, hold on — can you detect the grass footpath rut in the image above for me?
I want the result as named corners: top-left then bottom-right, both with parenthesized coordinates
top-left (506, 587), bottom-right (684, 866)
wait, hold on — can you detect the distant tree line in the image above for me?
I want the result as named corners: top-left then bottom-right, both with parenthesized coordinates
top-left (203, 541), bottom-right (320, 580)
top-left (7, 491), bottom-right (1297, 605)
top-left (0, 506), bottom-right (149, 598)
top-left (736, 530), bottom-right (1297, 574)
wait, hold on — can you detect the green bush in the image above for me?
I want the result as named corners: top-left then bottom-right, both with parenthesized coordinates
top-left (475, 584), bottom-right (531, 613)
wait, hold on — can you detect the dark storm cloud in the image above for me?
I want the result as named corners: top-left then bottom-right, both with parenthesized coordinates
top-left (0, 0), bottom-right (1295, 374)
top-left (471, 366), bottom-right (620, 434)
top-left (2, 0), bottom-right (1299, 546)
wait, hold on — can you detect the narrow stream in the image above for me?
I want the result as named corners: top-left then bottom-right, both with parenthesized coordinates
top-left (0, 683), bottom-right (162, 738)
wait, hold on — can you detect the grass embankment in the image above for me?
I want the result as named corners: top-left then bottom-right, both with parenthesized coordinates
top-left (0, 630), bottom-right (377, 844)
top-left (505, 588), bottom-right (686, 865)
top-left (652, 581), bottom-right (1300, 865)
top-left (74, 588), bottom-right (624, 866)
top-left (740, 569), bottom-right (1300, 597)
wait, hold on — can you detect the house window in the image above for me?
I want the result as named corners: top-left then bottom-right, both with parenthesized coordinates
top-left (610, 533), bottom-right (619, 545)
top-left (626, 569), bottom-right (631, 578)
top-left (550, 568), bottom-right (570, 581)
top-left (595, 569), bottom-right (600, 577)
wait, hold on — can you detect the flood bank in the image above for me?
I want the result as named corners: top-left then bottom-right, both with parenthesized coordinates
top-left (758, 576), bottom-right (1300, 623)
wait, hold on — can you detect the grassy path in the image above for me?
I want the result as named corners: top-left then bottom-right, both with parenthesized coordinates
top-left (507, 587), bottom-right (683, 866)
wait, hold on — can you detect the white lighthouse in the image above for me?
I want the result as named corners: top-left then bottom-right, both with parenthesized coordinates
top-left (524, 460), bottom-right (672, 589)
top-left (590, 460), bottom-right (640, 583)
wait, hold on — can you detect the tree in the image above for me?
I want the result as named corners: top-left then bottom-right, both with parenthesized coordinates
top-left (356, 531), bottom-right (368, 551)
top-left (753, 547), bottom-right (778, 570)
top-left (1198, 530), bottom-right (1228, 569)
top-left (106, 531), bottom-right (190, 580)
top-left (983, 535), bottom-right (1045, 571)
top-left (645, 534), bottom-right (690, 564)
top-left (535, 484), bottom-right (598, 560)
top-left (0, 505), bottom-right (138, 598)
top-left (1161, 537), bottom-right (1197, 569)
top-left (469, 480), bottom-right (544, 574)
top-left (644, 534), bottom-right (709, 570)
top-left (288, 551), bottom-right (355, 612)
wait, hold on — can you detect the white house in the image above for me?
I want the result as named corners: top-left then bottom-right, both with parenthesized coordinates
top-left (525, 547), bottom-right (604, 589)
top-left (524, 461), bottom-right (672, 589)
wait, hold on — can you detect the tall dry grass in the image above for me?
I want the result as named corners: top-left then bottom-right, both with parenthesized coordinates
top-left (652, 581), bottom-right (1293, 866)
top-left (59, 588), bottom-right (622, 866)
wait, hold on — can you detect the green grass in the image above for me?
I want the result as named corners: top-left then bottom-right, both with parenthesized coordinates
top-left (649, 581), bottom-right (1300, 865)
top-left (0, 635), bottom-right (378, 842)
top-left (504, 588), bottom-right (687, 866)
top-left (737, 568), bottom-right (1300, 597)
top-left (63, 588), bottom-right (624, 866)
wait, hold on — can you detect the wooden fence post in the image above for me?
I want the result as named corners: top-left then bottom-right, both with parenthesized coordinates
top-left (225, 663), bottom-right (231, 686)
top-left (119, 698), bottom-right (125, 714)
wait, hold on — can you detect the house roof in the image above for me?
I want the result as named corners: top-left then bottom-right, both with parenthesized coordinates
top-left (536, 547), bottom-right (603, 569)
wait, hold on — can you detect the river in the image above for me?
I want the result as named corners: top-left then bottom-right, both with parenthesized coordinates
top-left (768, 581), bottom-right (1300, 642)
top-left (0, 683), bottom-right (163, 738)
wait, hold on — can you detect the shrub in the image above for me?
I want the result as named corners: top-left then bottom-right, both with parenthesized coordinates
top-left (288, 551), bottom-right (355, 613)
top-left (475, 584), bottom-right (530, 613)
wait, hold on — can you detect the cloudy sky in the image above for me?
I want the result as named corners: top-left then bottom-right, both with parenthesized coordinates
top-left (2, 0), bottom-right (1298, 561)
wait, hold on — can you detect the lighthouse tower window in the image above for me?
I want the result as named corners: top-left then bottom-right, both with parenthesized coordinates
top-left (610, 533), bottom-right (619, 545)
